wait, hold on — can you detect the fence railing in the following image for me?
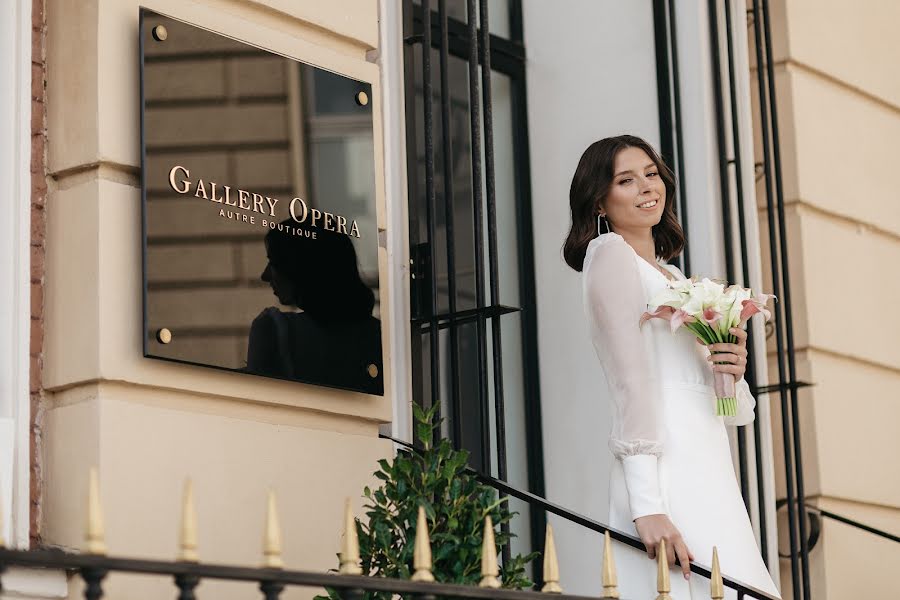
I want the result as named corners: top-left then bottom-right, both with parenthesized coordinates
top-left (0, 469), bottom-right (780, 600)
top-left (381, 434), bottom-right (779, 599)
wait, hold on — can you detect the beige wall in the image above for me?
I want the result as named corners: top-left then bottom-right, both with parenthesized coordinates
top-left (42, 1), bottom-right (392, 598)
top-left (751, 1), bottom-right (900, 597)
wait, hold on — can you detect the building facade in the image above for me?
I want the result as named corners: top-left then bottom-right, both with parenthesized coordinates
top-left (0, 1), bottom-right (897, 599)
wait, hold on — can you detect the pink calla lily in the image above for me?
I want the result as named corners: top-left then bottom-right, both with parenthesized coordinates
top-left (670, 309), bottom-right (696, 333)
top-left (639, 305), bottom-right (675, 328)
top-left (702, 307), bottom-right (723, 327)
top-left (739, 294), bottom-right (776, 324)
top-left (640, 305), bottom-right (696, 333)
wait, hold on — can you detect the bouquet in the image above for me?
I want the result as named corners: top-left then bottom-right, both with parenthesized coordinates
top-left (640, 277), bottom-right (774, 416)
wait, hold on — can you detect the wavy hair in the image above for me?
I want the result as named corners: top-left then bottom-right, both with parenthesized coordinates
top-left (562, 134), bottom-right (684, 272)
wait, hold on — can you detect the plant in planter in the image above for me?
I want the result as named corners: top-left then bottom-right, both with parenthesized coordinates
top-left (316, 403), bottom-right (538, 599)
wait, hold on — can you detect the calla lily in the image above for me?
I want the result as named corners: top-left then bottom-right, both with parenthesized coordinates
top-left (639, 305), bottom-right (675, 328)
top-left (642, 276), bottom-right (776, 417)
top-left (739, 294), bottom-right (776, 324)
top-left (702, 307), bottom-right (723, 327)
top-left (640, 305), bottom-right (696, 333)
top-left (670, 309), bottom-right (696, 332)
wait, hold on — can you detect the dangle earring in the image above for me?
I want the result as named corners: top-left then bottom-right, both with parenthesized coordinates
top-left (597, 213), bottom-right (610, 235)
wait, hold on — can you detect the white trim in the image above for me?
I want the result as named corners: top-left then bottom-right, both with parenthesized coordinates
top-left (0, 566), bottom-right (68, 599)
top-left (377, 0), bottom-right (414, 443)
top-left (0, 0), bottom-right (33, 550)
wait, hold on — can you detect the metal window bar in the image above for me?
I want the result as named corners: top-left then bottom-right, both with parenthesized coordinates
top-left (506, 2), bottom-right (550, 572)
top-left (420, 0), bottom-right (442, 447)
top-left (437, 0), bottom-right (463, 447)
top-left (709, 1), bottom-right (814, 598)
top-left (464, 0), bottom-right (492, 479)
top-left (477, 0), bottom-right (512, 567)
top-left (721, 0), bottom-right (755, 531)
top-left (406, 0), bottom-right (540, 569)
top-left (758, 1), bottom-right (813, 595)
top-left (652, 0), bottom-right (691, 275)
top-left (806, 505), bottom-right (900, 545)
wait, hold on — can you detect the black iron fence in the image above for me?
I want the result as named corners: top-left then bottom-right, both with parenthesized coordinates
top-left (0, 463), bottom-right (781, 600)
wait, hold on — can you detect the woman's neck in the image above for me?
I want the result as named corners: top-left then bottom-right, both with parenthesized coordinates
top-left (615, 227), bottom-right (657, 265)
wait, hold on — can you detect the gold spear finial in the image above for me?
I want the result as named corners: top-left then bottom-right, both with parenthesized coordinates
top-left (541, 522), bottom-right (562, 593)
top-left (601, 531), bottom-right (619, 598)
top-left (178, 479), bottom-right (198, 562)
top-left (655, 538), bottom-right (671, 600)
top-left (85, 467), bottom-right (107, 555)
top-left (411, 505), bottom-right (435, 582)
top-left (710, 546), bottom-right (724, 599)
top-left (479, 515), bottom-right (501, 588)
top-left (262, 489), bottom-right (284, 569)
top-left (338, 498), bottom-right (362, 575)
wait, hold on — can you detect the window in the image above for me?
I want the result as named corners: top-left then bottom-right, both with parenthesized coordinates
top-left (402, 0), bottom-right (544, 562)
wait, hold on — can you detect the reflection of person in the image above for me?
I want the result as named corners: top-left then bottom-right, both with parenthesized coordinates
top-left (246, 219), bottom-right (383, 394)
top-left (563, 135), bottom-right (780, 598)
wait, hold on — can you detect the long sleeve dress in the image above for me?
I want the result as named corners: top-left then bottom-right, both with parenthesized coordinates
top-left (583, 232), bottom-right (781, 599)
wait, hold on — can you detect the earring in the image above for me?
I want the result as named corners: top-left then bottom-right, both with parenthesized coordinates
top-left (597, 213), bottom-right (610, 235)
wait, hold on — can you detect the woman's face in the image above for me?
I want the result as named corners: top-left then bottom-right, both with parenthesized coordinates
top-left (261, 260), bottom-right (297, 306)
top-left (600, 146), bottom-right (666, 233)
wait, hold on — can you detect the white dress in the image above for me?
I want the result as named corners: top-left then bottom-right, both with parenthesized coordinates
top-left (583, 232), bottom-right (781, 599)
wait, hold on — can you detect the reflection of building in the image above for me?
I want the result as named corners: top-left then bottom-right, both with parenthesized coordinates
top-left (1, 1), bottom-right (897, 599)
top-left (144, 16), bottom-right (379, 372)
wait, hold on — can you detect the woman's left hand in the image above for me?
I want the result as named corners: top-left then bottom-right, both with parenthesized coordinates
top-left (699, 327), bottom-right (748, 381)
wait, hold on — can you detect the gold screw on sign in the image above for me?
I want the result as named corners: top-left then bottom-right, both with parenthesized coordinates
top-left (338, 498), bottom-right (362, 575)
top-left (178, 479), bottom-right (199, 562)
top-left (541, 522), bottom-right (562, 593)
top-left (411, 505), bottom-right (435, 582)
top-left (601, 531), bottom-right (619, 599)
top-left (85, 467), bottom-right (107, 555)
top-left (152, 25), bottom-right (168, 41)
top-left (262, 489), bottom-right (284, 569)
top-left (710, 546), bottom-right (724, 600)
top-left (355, 91), bottom-right (369, 106)
top-left (655, 538), bottom-right (671, 600)
top-left (479, 515), bottom-right (501, 589)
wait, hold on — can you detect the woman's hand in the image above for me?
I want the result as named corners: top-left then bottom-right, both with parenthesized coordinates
top-left (633, 514), bottom-right (695, 580)
top-left (699, 327), bottom-right (748, 381)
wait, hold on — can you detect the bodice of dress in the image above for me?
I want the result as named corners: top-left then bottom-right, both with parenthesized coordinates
top-left (582, 232), bottom-right (757, 520)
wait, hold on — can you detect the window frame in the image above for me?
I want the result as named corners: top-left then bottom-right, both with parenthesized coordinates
top-left (401, 0), bottom-right (547, 561)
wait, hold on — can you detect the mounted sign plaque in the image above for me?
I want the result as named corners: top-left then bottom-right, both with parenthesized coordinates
top-left (140, 8), bottom-right (383, 395)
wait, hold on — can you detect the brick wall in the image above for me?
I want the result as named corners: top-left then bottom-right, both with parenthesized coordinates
top-left (30, 0), bottom-right (46, 547)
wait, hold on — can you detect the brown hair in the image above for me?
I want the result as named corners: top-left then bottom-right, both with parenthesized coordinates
top-left (562, 134), bottom-right (684, 272)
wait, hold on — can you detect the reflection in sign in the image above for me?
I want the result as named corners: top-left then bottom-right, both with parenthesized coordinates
top-left (140, 8), bottom-right (383, 395)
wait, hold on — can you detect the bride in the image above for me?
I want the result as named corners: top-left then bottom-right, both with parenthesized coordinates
top-left (562, 135), bottom-right (781, 599)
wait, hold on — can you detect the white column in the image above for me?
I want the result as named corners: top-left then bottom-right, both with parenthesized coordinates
top-left (377, 0), bottom-right (414, 442)
top-left (0, 0), bottom-right (34, 549)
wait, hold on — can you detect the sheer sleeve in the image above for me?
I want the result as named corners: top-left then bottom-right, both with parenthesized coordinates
top-left (583, 234), bottom-right (666, 520)
top-left (726, 377), bottom-right (757, 426)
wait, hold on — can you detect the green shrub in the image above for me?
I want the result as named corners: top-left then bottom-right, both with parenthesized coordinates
top-left (317, 403), bottom-right (538, 599)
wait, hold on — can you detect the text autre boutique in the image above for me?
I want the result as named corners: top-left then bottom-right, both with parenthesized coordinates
top-left (167, 165), bottom-right (362, 238)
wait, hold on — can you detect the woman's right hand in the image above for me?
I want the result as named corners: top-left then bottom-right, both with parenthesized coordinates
top-left (633, 514), bottom-right (695, 580)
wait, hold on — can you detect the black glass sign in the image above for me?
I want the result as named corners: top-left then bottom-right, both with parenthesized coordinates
top-left (140, 8), bottom-right (383, 395)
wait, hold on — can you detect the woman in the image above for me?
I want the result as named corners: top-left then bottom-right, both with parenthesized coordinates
top-left (563, 135), bottom-right (780, 598)
top-left (246, 220), bottom-right (383, 395)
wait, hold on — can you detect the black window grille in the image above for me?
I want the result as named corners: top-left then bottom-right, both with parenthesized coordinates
top-left (708, 1), bottom-right (814, 598)
top-left (402, 0), bottom-right (546, 567)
